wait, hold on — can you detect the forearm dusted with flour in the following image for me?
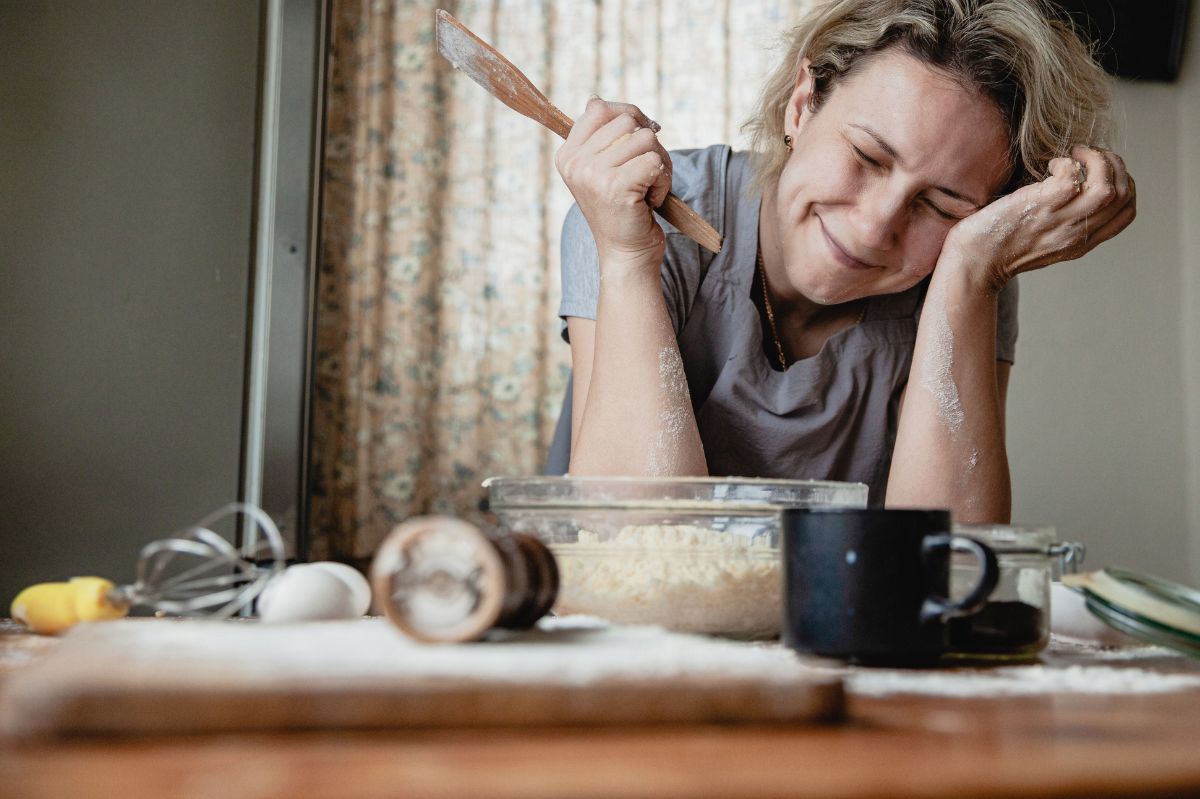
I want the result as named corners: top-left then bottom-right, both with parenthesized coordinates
top-left (886, 261), bottom-right (1011, 523)
top-left (886, 145), bottom-right (1135, 521)
top-left (568, 260), bottom-right (707, 476)
top-left (553, 94), bottom-right (706, 476)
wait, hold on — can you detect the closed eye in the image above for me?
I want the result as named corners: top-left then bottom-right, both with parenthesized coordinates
top-left (852, 146), bottom-right (881, 168)
top-left (923, 197), bottom-right (964, 221)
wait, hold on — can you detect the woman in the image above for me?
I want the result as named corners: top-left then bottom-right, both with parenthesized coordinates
top-left (546, 0), bottom-right (1136, 522)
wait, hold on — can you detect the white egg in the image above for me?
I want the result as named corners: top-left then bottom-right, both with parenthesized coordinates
top-left (303, 561), bottom-right (372, 616)
top-left (258, 563), bottom-right (369, 623)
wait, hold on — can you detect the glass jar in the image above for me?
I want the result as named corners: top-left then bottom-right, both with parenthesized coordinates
top-left (482, 476), bottom-right (868, 638)
top-left (947, 524), bottom-right (1084, 659)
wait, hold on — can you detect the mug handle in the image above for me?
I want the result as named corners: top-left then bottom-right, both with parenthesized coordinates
top-left (919, 534), bottom-right (1000, 624)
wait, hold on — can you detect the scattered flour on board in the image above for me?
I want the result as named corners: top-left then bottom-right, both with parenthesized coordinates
top-left (832, 663), bottom-right (1200, 697)
top-left (39, 616), bottom-right (810, 688)
top-left (43, 619), bottom-right (1200, 699)
top-left (806, 637), bottom-right (1200, 697)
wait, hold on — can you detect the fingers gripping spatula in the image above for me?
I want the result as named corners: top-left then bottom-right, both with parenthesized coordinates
top-left (434, 9), bottom-right (723, 254)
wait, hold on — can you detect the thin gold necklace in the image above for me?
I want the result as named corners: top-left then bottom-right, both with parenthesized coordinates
top-left (756, 244), bottom-right (789, 371)
top-left (755, 244), bottom-right (866, 371)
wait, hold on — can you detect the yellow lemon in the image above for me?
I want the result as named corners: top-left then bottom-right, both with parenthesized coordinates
top-left (10, 582), bottom-right (78, 635)
top-left (69, 576), bottom-right (129, 622)
top-left (10, 577), bottom-right (129, 634)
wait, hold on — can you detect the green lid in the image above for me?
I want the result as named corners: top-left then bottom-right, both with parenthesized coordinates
top-left (1062, 569), bottom-right (1200, 658)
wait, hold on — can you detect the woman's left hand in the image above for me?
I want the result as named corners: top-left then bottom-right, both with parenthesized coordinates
top-left (941, 145), bottom-right (1136, 292)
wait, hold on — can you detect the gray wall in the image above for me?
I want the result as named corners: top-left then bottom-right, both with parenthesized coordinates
top-left (1008, 8), bottom-right (1199, 584)
top-left (0, 1), bottom-right (261, 603)
top-left (1183, 5), bottom-right (1200, 590)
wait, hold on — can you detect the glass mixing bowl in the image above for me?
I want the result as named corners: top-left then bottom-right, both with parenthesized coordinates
top-left (483, 476), bottom-right (868, 638)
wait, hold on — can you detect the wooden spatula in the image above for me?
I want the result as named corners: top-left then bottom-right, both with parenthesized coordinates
top-left (435, 9), bottom-right (723, 254)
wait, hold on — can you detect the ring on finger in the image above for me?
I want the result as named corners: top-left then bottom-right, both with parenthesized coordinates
top-left (1072, 159), bottom-right (1087, 189)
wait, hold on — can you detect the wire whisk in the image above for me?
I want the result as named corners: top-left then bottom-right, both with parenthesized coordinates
top-left (106, 503), bottom-right (286, 617)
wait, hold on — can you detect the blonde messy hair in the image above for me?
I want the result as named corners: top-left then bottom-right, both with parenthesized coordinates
top-left (743, 0), bottom-right (1112, 194)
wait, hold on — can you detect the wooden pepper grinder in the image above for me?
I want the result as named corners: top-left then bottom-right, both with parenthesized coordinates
top-left (370, 516), bottom-right (558, 643)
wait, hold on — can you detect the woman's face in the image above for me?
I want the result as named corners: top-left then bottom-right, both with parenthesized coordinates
top-left (773, 49), bottom-right (1013, 304)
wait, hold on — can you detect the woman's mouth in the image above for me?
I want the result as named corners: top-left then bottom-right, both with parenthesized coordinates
top-left (819, 219), bottom-right (880, 272)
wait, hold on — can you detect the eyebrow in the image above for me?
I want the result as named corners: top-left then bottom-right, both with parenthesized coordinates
top-left (849, 123), bottom-right (986, 208)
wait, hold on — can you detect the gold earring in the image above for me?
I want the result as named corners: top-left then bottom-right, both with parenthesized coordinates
top-left (784, 134), bottom-right (793, 151)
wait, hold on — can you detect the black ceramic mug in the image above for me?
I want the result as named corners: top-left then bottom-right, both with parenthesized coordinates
top-left (781, 508), bottom-right (1000, 665)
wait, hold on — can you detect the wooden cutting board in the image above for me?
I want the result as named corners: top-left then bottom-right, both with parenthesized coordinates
top-left (0, 616), bottom-right (842, 736)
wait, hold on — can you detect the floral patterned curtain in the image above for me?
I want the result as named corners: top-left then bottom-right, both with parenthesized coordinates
top-left (310, 0), bottom-right (812, 563)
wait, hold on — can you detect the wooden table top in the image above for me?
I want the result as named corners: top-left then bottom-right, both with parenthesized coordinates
top-left (2, 620), bottom-right (1199, 799)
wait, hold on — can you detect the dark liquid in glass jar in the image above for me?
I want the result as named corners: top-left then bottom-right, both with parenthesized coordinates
top-left (947, 600), bottom-right (1046, 654)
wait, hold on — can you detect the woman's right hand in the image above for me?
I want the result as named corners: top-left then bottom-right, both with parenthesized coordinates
top-left (555, 96), bottom-right (673, 263)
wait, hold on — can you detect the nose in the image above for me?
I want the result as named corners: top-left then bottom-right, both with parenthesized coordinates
top-left (849, 184), bottom-right (907, 252)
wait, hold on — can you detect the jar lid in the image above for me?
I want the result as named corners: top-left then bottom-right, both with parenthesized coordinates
top-left (954, 523), bottom-right (1056, 550)
top-left (953, 524), bottom-right (1086, 573)
top-left (1061, 569), bottom-right (1200, 657)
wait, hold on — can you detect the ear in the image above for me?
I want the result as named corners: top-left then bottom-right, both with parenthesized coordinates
top-left (783, 58), bottom-right (816, 140)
